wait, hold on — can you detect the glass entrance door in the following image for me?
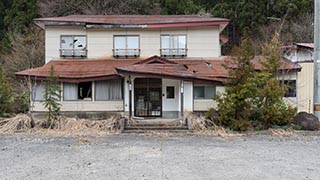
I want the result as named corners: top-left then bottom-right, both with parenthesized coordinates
top-left (134, 78), bottom-right (162, 117)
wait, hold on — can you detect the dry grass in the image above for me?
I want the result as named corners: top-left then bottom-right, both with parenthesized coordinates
top-left (0, 114), bottom-right (122, 137)
top-left (0, 114), bottom-right (34, 134)
top-left (185, 112), bottom-right (245, 138)
top-left (268, 128), bottom-right (297, 137)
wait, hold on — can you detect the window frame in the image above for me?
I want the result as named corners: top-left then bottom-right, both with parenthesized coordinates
top-left (60, 35), bottom-right (87, 58)
top-left (31, 80), bottom-right (45, 102)
top-left (94, 79), bottom-right (124, 101)
top-left (113, 35), bottom-right (140, 57)
top-left (63, 82), bottom-right (93, 101)
top-left (160, 34), bottom-right (187, 57)
top-left (166, 86), bottom-right (175, 99)
top-left (193, 84), bottom-right (216, 100)
top-left (282, 80), bottom-right (297, 98)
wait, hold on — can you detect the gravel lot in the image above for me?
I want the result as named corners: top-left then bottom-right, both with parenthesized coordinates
top-left (0, 134), bottom-right (319, 180)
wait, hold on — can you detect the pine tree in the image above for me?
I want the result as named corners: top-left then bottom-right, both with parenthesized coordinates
top-left (253, 34), bottom-right (296, 128)
top-left (42, 66), bottom-right (61, 129)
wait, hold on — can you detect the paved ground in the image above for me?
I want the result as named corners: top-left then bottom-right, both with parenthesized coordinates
top-left (0, 134), bottom-right (319, 180)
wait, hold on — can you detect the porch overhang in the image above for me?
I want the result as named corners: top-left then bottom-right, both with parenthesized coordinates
top-left (116, 67), bottom-right (223, 83)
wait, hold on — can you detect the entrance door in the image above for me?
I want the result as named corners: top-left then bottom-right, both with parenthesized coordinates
top-left (134, 78), bottom-right (162, 117)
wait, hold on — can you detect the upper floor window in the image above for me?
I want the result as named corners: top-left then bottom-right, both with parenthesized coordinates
top-left (113, 35), bottom-right (140, 58)
top-left (161, 35), bottom-right (187, 57)
top-left (60, 35), bottom-right (87, 58)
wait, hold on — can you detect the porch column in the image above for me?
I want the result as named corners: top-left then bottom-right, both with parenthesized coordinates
top-left (128, 76), bottom-right (133, 118)
top-left (180, 80), bottom-right (184, 118)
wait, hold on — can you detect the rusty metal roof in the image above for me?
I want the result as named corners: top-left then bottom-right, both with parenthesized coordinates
top-left (15, 56), bottom-right (301, 83)
top-left (34, 15), bottom-right (229, 29)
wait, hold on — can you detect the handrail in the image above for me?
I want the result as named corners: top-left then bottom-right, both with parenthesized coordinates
top-left (160, 48), bottom-right (187, 57)
top-left (60, 49), bottom-right (87, 57)
top-left (113, 48), bottom-right (141, 57)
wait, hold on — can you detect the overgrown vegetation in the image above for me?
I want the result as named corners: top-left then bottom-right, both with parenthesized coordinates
top-left (212, 35), bottom-right (296, 131)
top-left (42, 66), bottom-right (61, 129)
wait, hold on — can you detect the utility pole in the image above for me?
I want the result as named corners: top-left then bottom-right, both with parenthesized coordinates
top-left (314, 0), bottom-right (320, 116)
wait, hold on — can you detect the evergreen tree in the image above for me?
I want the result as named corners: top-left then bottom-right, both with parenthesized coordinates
top-left (0, 65), bottom-right (12, 117)
top-left (43, 66), bottom-right (61, 129)
top-left (253, 34), bottom-right (296, 128)
top-left (215, 38), bottom-right (256, 131)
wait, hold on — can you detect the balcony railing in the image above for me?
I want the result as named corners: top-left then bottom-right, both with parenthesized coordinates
top-left (160, 48), bottom-right (187, 58)
top-left (60, 49), bottom-right (87, 57)
top-left (113, 49), bottom-right (140, 58)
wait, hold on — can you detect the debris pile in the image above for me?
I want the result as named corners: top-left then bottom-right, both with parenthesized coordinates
top-left (0, 114), bottom-right (33, 134)
top-left (0, 114), bottom-right (122, 136)
top-left (269, 128), bottom-right (297, 137)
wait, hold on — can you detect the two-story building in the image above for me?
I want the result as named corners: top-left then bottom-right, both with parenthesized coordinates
top-left (15, 15), bottom-right (301, 119)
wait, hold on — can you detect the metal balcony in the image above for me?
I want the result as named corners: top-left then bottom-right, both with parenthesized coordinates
top-left (160, 48), bottom-right (187, 58)
top-left (60, 49), bottom-right (87, 57)
top-left (113, 49), bottom-right (140, 58)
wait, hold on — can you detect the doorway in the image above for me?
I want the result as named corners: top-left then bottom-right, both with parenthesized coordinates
top-left (134, 78), bottom-right (162, 117)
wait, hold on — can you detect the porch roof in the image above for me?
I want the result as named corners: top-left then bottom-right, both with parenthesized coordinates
top-left (15, 56), bottom-right (301, 83)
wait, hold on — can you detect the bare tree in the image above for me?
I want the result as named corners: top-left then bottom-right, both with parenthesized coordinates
top-left (251, 13), bottom-right (314, 54)
top-left (38, 0), bottom-right (161, 17)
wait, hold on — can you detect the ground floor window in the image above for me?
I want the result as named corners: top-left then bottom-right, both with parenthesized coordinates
top-left (64, 82), bottom-right (92, 101)
top-left (282, 80), bottom-right (296, 97)
top-left (95, 79), bottom-right (123, 100)
top-left (31, 81), bottom-right (45, 101)
top-left (193, 84), bottom-right (216, 99)
top-left (166, 86), bottom-right (175, 99)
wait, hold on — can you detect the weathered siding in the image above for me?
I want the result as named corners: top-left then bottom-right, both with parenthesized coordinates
top-left (297, 62), bottom-right (314, 113)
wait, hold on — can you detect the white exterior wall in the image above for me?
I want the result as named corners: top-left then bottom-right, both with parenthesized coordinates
top-left (183, 81), bottom-right (193, 111)
top-left (45, 26), bottom-right (221, 62)
top-left (31, 100), bottom-right (124, 112)
top-left (162, 79), bottom-right (180, 112)
top-left (45, 26), bottom-right (87, 63)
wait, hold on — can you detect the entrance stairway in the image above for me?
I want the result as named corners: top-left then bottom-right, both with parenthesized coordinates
top-left (121, 118), bottom-right (191, 133)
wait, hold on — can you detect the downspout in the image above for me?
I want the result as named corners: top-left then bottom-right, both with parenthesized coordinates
top-left (128, 76), bottom-right (132, 118)
top-left (180, 80), bottom-right (184, 118)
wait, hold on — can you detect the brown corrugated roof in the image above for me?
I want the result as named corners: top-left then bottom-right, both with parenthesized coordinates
top-left (15, 59), bottom-right (140, 82)
top-left (15, 56), bottom-right (301, 83)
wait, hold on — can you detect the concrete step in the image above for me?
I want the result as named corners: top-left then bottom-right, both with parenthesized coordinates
top-left (125, 125), bottom-right (188, 130)
top-left (123, 129), bottom-right (191, 133)
top-left (127, 119), bottom-right (185, 126)
top-left (120, 118), bottom-right (192, 133)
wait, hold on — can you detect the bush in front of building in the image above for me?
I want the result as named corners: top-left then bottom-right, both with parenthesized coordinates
top-left (209, 35), bottom-right (296, 131)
